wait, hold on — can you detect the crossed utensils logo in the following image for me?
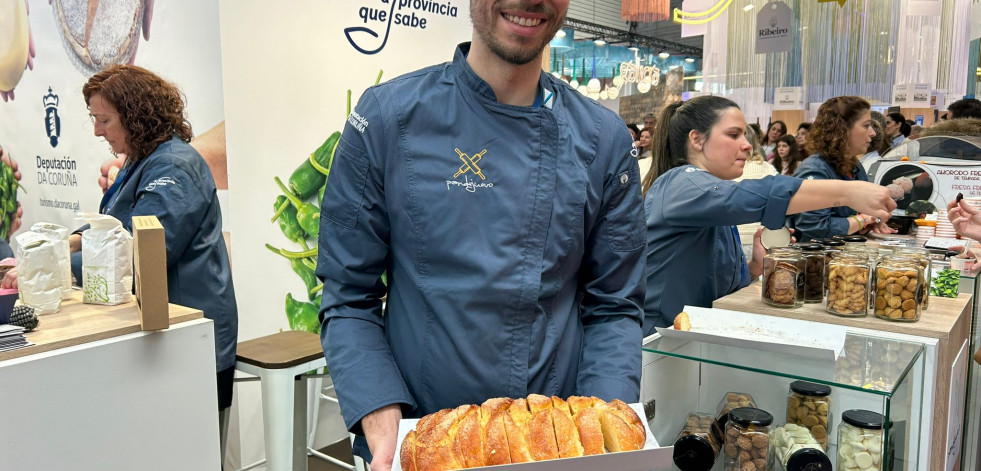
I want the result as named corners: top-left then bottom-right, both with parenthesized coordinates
top-left (453, 148), bottom-right (488, 180)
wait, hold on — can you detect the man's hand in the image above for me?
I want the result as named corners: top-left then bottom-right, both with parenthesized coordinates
top-left (845, 182), bottom-right (897, 222)
top-left (99, 156), bottom-right (126, 193)
top-left (361, 404), bottom-right (402, 471)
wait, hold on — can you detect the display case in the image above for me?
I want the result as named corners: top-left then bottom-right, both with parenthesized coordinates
top-left (642, 330), bottom-right (926, 471)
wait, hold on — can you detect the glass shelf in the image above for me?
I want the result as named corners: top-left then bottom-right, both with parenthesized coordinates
top-left (642, 332), bottom-right (923, 397)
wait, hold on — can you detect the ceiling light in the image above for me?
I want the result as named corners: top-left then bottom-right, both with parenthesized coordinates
top-left (628, 46), bottom-right (640, 52)
top-left (743, 4), bottom-right (755, 11)
top-left (658, 52), bottom-right (670, 59)
top-left (587, 77), bottom-right (602, 93)
top-left (554, 29), bottom-right (566, 39)
top-left (593, 39), bottom-right (607, 46)
top-left (684, 57), bottom-right (695, 63)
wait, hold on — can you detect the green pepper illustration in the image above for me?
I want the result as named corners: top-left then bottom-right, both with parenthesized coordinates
top-left (286, 293), bottom-right (321, 334)
top-left (0, 161), bottom-right (25, 240)
top-left (271, 195), bottom-right (305, 243)
top-left (266, 244), bottom-right (319, 301)
top-left (274, 176), bottom-right (320, 238)
top-left (287, 132), bottom-right (340, 200)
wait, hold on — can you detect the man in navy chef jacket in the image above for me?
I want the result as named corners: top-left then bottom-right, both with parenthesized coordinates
top-left (315, 0), bottom-right (647, 469)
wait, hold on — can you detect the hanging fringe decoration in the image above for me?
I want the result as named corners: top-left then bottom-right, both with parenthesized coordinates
top-left (621, 0), bottom-right (671, 22)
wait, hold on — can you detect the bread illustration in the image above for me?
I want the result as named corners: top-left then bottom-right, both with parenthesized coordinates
top-left (52, 0), bottom-right (145, 74)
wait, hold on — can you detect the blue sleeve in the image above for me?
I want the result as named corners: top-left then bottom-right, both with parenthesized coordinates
top-left (0, 238), bottom-right (12, 259)
top-left (576, 117), bottom-right (645, 403)
top-left (316, 88), bottom-right (414, 434)
top-left (661, 171), bottom-right (803, 230)
top-left (129, 161), bottom-right (208, 268)
top-left (789, 163), bottom-right (851, 240)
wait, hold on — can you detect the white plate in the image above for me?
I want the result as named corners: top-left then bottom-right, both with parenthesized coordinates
top-left (655, 306), bottom-right (846, 360)
top-left (760, 227), bottom-right (792, 249)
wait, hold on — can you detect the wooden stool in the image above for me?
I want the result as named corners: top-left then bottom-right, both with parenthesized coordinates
top-left (235, 331), bottom-right (326, 471)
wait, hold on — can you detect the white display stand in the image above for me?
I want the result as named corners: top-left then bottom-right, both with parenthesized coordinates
top-left (0, 318), bottom-right (220, 470)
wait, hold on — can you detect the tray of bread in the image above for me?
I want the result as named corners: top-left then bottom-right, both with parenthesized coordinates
top-left (394, 394), bottom-right (671, 471)
top-left (655, 306), bottom-right (846, 360)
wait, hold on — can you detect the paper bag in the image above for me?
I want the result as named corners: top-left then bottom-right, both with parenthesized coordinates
top-left (79, 213), bottom-right (133, 305)
top-left (30, 222), bottom-right (72, 299)
top-left (14, 231), bottom-right (62, 314)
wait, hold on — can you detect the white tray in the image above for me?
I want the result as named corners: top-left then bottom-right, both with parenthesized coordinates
top-left (392, 403), bottom-right (672, 471)
top-left (655, 306), bottom-right (846, 360)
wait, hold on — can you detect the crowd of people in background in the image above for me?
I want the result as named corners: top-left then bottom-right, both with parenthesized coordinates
top-left (626, 97), bottom-right (981, 185)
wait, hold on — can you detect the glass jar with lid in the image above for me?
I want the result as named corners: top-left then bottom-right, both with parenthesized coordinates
top-left (762, 247), bottom-right (804, 308)
top-left (786, 380), bottom-right (832, 450)
top-left (673, 412), bottom-right (722, 471)
top-left (818, 239), bottom-right (844, 295)
top-left (893, 246), bottom-right (932, 310)
top-left (826, 253), bottom-right (870, 317)
top-left (770, 424), bottom-right (833, 471)
top-left (793, 243), bottom-right (825, 303)
top-left (839, 234), bottom-right (868, 246)
top-left (837, 409), bottom-right (887, 471)
top-left (873, 255), bottom-right (923, 322)
top-left (716, 392), bottom-right (757, 430)
top-left (723, 407), bottom-right (772, 471)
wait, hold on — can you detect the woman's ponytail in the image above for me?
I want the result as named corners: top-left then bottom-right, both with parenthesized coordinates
top-left (643, 101), bottom-right (683, 195)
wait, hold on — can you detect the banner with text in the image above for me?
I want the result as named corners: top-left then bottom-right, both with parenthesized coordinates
top-left (755, 1), bottom-right (793, 54)
top-left (773, 87), bottom-right (804, 110)
top-left (0, 0), bottom-right (225, 240)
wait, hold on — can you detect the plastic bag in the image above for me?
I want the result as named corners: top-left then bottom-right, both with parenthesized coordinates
top-left (14, 231), bottom-right (62, 314)
top-left (30, 222), bottom-right (72, 299)
top-left (79, 213), bottom-right (133, 305)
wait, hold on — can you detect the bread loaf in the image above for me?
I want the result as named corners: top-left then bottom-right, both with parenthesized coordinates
top-left (400, 394), bottom-right (646, 471)
top-left (673, 311), bottom-right (691, 331)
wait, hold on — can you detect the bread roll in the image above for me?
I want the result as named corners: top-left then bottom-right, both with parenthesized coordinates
top-left (400, 395), bottom-right (646, 470)
top-left (674, 311), bottom-right (691, 331)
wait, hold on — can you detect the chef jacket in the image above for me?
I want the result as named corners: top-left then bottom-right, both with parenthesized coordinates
top-left (789, 154), bottom-right (869, 242)
top-left (317, 43), bottom-right (646, 434)
top-left (643, 165), bottom-right (801, 334)
top-left (79, 137), bottom-right (237, 372)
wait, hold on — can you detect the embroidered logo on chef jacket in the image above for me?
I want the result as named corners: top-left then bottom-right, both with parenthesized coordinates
top-left (145, 177), bottom-right (176, 191)
top-left (446, 148), bottom-right (494, 193)
top-left (619, 172), bottom-right (630, 186)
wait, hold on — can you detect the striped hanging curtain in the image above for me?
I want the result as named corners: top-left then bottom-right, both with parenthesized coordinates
top-left (621, 0), bottom-right (671, 22)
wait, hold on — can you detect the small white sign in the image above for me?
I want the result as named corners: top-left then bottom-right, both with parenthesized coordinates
top-left (893, 83), bottom-right (912, 106)
top-left (773, 87), bottom-right (804, 110)
top-left (912, 83), bottom-right (932, 106)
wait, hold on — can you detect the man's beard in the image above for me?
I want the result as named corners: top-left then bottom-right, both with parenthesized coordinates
top-left (470, 2), bottom-right (565, 65)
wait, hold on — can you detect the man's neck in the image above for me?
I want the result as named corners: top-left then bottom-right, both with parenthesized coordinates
top-left (466, 40), bottom-right (543, 107)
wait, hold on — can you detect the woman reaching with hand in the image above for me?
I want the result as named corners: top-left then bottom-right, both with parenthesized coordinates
top-left (789, 96), bottom-right (896, 241)
top-left (641, 96), bottom-right (896, 334)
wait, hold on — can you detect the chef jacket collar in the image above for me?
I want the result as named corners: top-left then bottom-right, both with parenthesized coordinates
top-left (452, 42), bottom-right (554, 110)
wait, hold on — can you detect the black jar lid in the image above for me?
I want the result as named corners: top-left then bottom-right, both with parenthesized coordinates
top-left (790, 380), bottom-right (832, 397)
top-left (793, 243), bottom-right (824, 252)
top-left (816, 238), bottom-right (844, 247)
top-left (841, 409), bottom-right (885, 429)
top-left (841, 235), bottom-right (868, 243)
top-left (786, 447), bottom-right (832, 471)
top-left (728, 407), bottom-right (773, 427)
top-left (673, 435), bottom-right (718, 471)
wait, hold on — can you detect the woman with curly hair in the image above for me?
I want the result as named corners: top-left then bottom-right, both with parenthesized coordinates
top-left (70, 65), bottom-right (238, 413)
top-left (771, 134), bottom-right (804, 175)
top-left (789, 96), bottom-right (895, 241)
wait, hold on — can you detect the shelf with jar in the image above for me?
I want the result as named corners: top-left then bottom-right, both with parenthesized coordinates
top-left (642, 325), bottom-right (926, 471)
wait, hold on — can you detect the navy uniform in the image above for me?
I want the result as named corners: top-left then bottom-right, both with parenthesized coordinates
top-left (74, 136), bottom-right (237, 407)
top-left (644, 165), bottom-right (801, 334)
top-left (317, 43), bottom-right (647, 441)
top-left (789, 154), bottom-right (868, 242)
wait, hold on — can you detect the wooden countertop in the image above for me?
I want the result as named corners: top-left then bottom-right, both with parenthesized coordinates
top-left (0, 291), bottom-right (203, 362)
top-left (713, 280), bottom-right (972, 340)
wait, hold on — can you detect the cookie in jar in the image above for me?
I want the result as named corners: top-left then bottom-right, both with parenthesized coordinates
top-left (786, 380), bottom-right (831, 450)
top-left (837, 409), bottom-right (889, 471)
top-left (762, 247), bottom-right (804, 308)
top-left (673, 412), bottom-right (723, 471)
top-left (723, 407), bottom-right (772, 471)
top-left (793, 243), bottom-right (825, 303)
top-left (826, 253), bottom-right (869, 317)
top-left (873, 255), bottom-right (923, 322)
top-left (716, 392), bottom-right (757, 430)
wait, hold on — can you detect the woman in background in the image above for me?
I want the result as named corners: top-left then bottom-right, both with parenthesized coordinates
top-left (637, 127), bottom-right (654, 179)
top-left (641, 96), bottom-right (894, 333)
top-left (760, 120), bottom-right (787, 158)
top-left (71, 65), bottom-right (238, 414)
top-left (790, 96), bottom-right (896, 241)
top-left (771, 134), bottom-right (804, 176)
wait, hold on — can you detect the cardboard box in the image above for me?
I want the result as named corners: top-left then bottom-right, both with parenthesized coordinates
top-left (132, 216), bottom-right (169, 330)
